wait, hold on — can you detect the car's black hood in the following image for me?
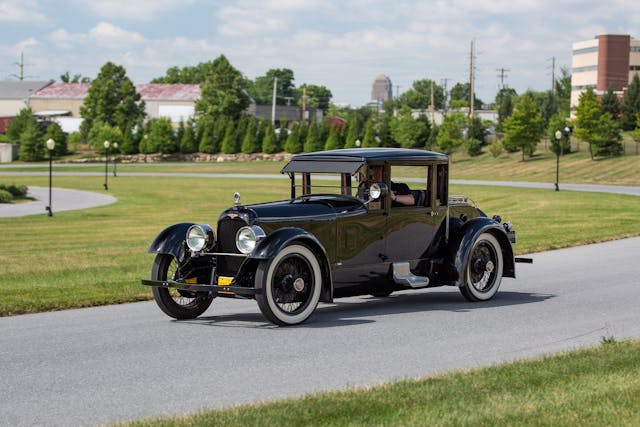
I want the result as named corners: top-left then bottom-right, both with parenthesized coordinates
top-left (219, 195), bottom-right (365, 224)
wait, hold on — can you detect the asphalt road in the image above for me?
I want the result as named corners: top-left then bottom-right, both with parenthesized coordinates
top-left (1, 237), bottom-right (640, 426)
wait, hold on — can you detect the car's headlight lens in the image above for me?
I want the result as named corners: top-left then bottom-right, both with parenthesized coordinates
top-left (186, 224), bottom-right (214, 252)
top-left (236, 226), bottom-right (266, 254)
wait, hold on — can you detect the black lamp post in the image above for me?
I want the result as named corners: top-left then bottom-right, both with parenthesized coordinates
top-left (103, 140), bottom-right (110, 190)
top-left (554, 130), bottom-right (562, 191)
top-left (112, 142), bottom-right (118, 177)
top-left (45, 138), bottom-right (55, 216)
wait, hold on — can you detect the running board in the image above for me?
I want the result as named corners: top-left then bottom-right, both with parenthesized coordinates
top-left (393, 262), bottom-right (429, 288)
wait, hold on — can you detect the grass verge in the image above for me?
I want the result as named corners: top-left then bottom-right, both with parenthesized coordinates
top-left (121, 339), bottom-right (640, 426)
top-left (0, 174), bottom-right (639, 316)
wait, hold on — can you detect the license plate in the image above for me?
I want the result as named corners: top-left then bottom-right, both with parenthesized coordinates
top-left (217, 276), bottom-right (234, 286)
top-left (184, 277), bottom-right (198, 284)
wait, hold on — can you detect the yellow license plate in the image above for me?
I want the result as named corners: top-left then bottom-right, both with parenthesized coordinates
top-left (184, 278), bottom-right (198, 284)
top-left (217, 276), bottom-right (234, 286)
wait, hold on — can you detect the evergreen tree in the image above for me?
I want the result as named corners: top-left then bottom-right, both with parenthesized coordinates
top-left (361, 119), bottom-right (378, 147)
top-left (43, 122), bottom-right (68, 156)
top-left (284, 122), bottom-right (303, 153)
top-left (304, 122), bottom-right (322, 152)
top-left (147, 117), bottom-right (177, 153)
top-left (241, 118), bottom-right (259, 154)
top-left (324, 124), bottom-right (342, 150)
top-left (436, 113), bottom-right (466, 155)
top-left (592, 113), bottom-right (623, 157)
top-left (262, 124), bottom-right (279, 153)
top-left (220, 120), bottom-right (237, 154)
top-left (601, 87), bottom-right (621, 119)
top-left (621, 74), bottom-right (640, 130)
top-left (18, 122), bottom-right (44, 161)
top-left (87, 121), bottom-right (123, 154)
top-left (6, 108), bottom-right (38, 142)
top-left (179, 120), bottom-right (197, 154)
top-left (344, 111), bottom-right (362, 148)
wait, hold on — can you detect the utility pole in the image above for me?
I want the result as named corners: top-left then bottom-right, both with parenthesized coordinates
top-left (496, 68), bottom-right (510, 90)
top-left (10, 51), bottom-right (34, 81)
top-left (441, 78), bottom-right (450, 114)
top-left (271, 77), bottom-right (277, 125)
top-left (551, 56), bottom-right (556, 93)
top-left (430, 80), bottom-right (435, 124)
top-left (395, 84), bottom-right (401, 100)
top-left (469, 39), bottom-right (475, 119)
top-left (301, 86), bottom-right (307, 122)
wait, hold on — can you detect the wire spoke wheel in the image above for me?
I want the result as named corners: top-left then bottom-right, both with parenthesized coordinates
top-left (151, 254), bottom-right (213, 319)
top-left (256, 244), bottom-right (322, 326)
top-left (460, 233), bottom-right (503, 302)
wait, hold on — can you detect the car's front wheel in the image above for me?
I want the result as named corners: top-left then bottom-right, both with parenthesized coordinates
top-left (459, 233), bottom-right (503, 302)
top-left (151, 254), bottom-right (214, 319)
top-left (255, 244), bottom-right (322, 326)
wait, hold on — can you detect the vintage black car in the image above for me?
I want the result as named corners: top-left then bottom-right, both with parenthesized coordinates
top-left (142, 148), bottom-right (526, 326)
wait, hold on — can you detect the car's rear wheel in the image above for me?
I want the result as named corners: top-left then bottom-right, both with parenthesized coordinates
top-left (151, 254), bottom-right (214, 319)
top-left (460, 233), bottom-right (503, 302)
top-left (255, 244), bottom-right (322, 326)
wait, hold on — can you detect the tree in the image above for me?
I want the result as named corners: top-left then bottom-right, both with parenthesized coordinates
top-left (390, 107), bottom-right (428, 149)
top-left (502, 93), bottom-right (544, 161)
top-left (17, 121), bottom-right (44, 161)
top-left (152, 61), bottom-right (224, 84)
top-left (621, 74), bottom-right (640, 130)
top-left (79, 62), bottom-right (145, 143)
top-left (591, 114), bottom-right (623, 157)
top-left (249, 68), bottom-right (296, 105)
top-left (547, 113), bottom-right (571, 155)
top-left (60, 71), bottom-right (90, 83)
top-left (361, 118), bottom-right (378, 147)
top-left (6, 108), bottom-right (38, 143)
top-left (574, 87), bottom-right (602, 159)
top-left (343, 110), bottom-right (363, 148)
top-left (147, 118), bottom-right (177, 154)
top-left (261, 124), bottom-right (279, 154)
top-left (495, 88), bottom-right (517, 131)
top-left (284, 122), bottom-right (303, 154)
top-left (397, 79), bottom-right (445, 110)
top-left (555, 67), bottom-right (572, 115)
top-left (87, 121), bottom-right (122, 154)
top-left (303, 122), bottom-right (322, 152)
top-left (241, 118), bottom-right (259, 154)
top-left (297, 84), bottom-right (332, 113)
top-left (324, 123), bottom-right (342, 150)
top-left (631, 113), bottom-right (640, 154)
top-left (179, 120), bottom-right (197, 154)
top-left (449, 82), bottom-right (483, 110)
top-left (436, 113), bottom-right (466, 154)
top-left (220, 120), bottom-right (238, 154)
top-left (43, 122), bottom-right (68, 156)
top-left (600, 87), bottom-right (621, 119)
top-left (196, 55), bottom-right (251, 120)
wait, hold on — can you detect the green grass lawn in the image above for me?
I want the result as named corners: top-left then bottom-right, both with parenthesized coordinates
top-left (122, 339), bottom-right (640, 427)
top-left (0, 172), bottom-right (639, 316)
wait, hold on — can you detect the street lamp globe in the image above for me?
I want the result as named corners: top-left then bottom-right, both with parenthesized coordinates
top-left (46, 138), bottom-right (55, 151)
top-left (555, 130), bottom-right (562, 141)
top-left (104, 140), bottom-right (110, 149)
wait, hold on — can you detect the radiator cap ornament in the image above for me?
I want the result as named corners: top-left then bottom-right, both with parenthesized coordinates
top-left (234, 192), bottom-right (241, 206)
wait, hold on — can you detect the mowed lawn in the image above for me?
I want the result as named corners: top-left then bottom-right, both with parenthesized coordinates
top-left (0, 169), bottom-right (639, 316)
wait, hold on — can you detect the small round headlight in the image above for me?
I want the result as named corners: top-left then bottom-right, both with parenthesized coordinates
top-left (235, 226), bottom-right (265, 254)
top-left (186, 224), bottom-right (214, 252)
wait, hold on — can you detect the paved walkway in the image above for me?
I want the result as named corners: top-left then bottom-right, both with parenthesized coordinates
top-left (1, 172), bottom-right (638, 218)
top-left (0, 187), bottom-right (117, 218)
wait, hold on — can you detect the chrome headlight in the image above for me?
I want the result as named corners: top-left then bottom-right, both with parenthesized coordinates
top-left (186, 224), bottom-right (215, 252)
top-left (235, 226), bottom-right (266, 254)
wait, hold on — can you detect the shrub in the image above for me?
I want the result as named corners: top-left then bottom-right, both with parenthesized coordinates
top-left (465, 138), bottom-right (483, 156)
top-left (488, 140), bottom-right (504, 158)
top-left (0, 189), bottom-right (13, 203)
top-left (0, 183), bottom-right (28, 197)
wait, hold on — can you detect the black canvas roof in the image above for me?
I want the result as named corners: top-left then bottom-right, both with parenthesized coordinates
top-left (281, 148), bottom-right (448, 174)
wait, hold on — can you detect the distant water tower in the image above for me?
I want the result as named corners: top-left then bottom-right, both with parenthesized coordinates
top-left (371, 75), bottom-right (392, 103)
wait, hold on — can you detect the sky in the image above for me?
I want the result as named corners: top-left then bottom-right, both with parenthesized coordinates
top-left (1, 0), bottom-right (640, 107)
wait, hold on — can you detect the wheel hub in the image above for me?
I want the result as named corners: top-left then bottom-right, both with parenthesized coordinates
top-left (293, 277), bottom-right (305, 292)
top-left (485, 260), bottom-right (494, 273)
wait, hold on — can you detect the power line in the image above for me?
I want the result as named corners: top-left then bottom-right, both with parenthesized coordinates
top-left (496, 68), bottom-right (510, 90)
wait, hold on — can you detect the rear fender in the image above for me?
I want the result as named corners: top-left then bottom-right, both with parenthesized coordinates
top-left (452, 217), bottom-right (515, 286)
top-left (148, 222), bottom-right (194, 262)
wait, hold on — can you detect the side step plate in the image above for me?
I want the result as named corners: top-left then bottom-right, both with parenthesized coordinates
top-left (392, 262), bottom-right (429, 288)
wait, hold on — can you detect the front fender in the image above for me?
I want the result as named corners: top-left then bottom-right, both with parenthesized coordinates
top-left (247, 227), bottom-right (333, 303)
top-left (452, 217), bottom-right (515, 286)
top-left (148, 222), bottom-right (195, 262)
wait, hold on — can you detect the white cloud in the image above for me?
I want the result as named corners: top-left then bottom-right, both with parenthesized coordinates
top-left (73, 0), bottom-right (196, 20)
top-left (0, 0), bottom-right (48, 23)
top-left (88, 22), bottom-right (145, 49)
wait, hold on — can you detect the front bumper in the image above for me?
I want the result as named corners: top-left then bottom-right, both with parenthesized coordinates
top-left (141, 278), bottom-right (259, 298)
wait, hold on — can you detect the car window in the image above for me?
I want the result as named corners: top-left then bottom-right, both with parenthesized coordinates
top-left (390, 166), bottom-right (431, 207)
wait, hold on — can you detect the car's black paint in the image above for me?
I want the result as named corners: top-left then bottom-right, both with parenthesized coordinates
top-left (143, 148), bottom-right (523, 325)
